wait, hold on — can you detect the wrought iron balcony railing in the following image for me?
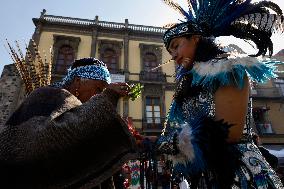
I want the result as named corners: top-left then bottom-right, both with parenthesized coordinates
top-left (251, 87), bottom-right (284, 98)
top-left (139, 71), bottom-right (167, 82)
top-left (142, 118), bottom-right (165, 133)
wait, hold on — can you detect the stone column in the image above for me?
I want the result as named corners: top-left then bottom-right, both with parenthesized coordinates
top-left (123, 18), bottom-right (130, 81)
top-left (91, 16), bottom-right (99, 57)
top-left (32, 9), bottom-right (46, 44)
top-left (0, 65), bottom-right (23, 129)
top-left (123, 19), bottom-right (130, 117)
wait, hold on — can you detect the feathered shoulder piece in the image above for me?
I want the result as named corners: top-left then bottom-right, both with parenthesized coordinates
top-left (176, 48), bottom-right (282, 91)
top-left (5, 40), bottom-right (53, 95)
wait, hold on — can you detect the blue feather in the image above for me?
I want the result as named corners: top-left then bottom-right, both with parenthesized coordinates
top-left (176, 66), bottom-right (191, 81)
top-left (190, 0), bottom-right (198, 16)
top-left (211, 0), bottom-right (234, 25)
top-left (167, 100), bottom-right (186, 124)
top-left (236, 169), bottom-right (249, 189)
top-left (181, 8), bottom-right (194, 20)
top-left (254, 173), bottom-right (269, 188)
top-left (171, 107), bottom-right (210, 176)
top-left (215, 0), bottom-right (252, 31)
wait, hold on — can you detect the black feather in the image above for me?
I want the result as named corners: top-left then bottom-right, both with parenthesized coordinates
top-left (198, 118), bottom-right (242, 188)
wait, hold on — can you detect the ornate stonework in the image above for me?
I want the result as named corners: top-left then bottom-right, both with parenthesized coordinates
top-left (52, 35), bottom-right (81, 75)
top-left (98, 39), bottom-right (123, 57)
top-left (139, 43), bottom-right (163, 71)
top-left (0, 65), bottom-right (25, 128)
top-left (97, 39), bottom-right (123, 73)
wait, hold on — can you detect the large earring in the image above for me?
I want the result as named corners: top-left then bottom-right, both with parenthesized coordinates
top-left (75, 88), bottom-right (79, 97)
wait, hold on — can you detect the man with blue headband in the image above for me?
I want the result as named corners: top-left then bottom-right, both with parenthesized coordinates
top-left (0, 57), bottom-right (138, 188)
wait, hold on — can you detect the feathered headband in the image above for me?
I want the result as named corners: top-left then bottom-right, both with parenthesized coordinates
top-left (163, 0), bottom-right (284, 56)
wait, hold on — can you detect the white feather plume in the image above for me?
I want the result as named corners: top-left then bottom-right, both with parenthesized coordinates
top-left (177, 123), bottom-right (195, 162)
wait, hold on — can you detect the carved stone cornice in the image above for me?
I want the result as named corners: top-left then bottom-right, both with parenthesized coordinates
top-left (53, 35), bottom-right (81, 45)
top-left (39, 24), bottom-right (164, 45)
top-left (52, 35), bottom-right (81, 74)
top-left (35, 16), bottom-right (164, 41)
top-left (139, 43), bottom-right (163, 72)
top-left (42, 25), bottom-right (92, 35)
top-left (139, 44), bottom-right (163, 61)
top-left (143, 84), bottom-right (163, 96)
top-left (97, 39), bottom-right (123, 56)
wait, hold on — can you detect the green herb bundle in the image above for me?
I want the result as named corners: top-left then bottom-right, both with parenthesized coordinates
top-left (128, 83), bottom-right (143, 101)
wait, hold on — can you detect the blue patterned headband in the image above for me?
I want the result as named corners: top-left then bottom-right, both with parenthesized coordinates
top-left (53, 62), bottom-right (111, 88)
top-left (163, 21), bottom-right (203, 49)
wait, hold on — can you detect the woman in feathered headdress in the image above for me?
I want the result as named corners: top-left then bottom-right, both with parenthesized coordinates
top-left (158, 0), bottom-right (284, 188)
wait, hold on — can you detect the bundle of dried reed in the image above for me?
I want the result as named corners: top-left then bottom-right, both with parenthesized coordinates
top-left (5, 39), bottom-right (53, 95)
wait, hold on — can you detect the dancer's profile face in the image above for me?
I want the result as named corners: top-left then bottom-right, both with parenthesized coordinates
top-left (168, 35), bottom-right (200, 69)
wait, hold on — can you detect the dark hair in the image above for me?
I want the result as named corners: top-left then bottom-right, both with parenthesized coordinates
top-left (71, 57), bottom-right (106, 70)
top-left (186, 36), bottom-right (225, 62)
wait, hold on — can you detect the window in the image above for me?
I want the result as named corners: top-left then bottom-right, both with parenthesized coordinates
top-left (55, 45), bottom-right (74, 75)
top-left (144, 52), bottom-right (158, 71)
top-left (250, 82), bottom-right (258, 95)
top-left (101, 48), bottom-right (118, 73)
top-left (257, 123), bottom-right (273, 134)
top-left (253, 107), bottom-right (273, 134)
top-left (145, 97), bottom-right (161, 125)
top-left (275, 79), bottom-right (284, 95)
top-left (98, 40), bottom-right (122, 74)
top-left (143, 52), bottom-right (160, 80)
top-left (52, 35), bottom-right (80, 77)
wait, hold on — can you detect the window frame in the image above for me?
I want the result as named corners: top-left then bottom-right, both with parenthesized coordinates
top-left (100, 48), bottom-right (119, 74)
top-left (145, 96), bottom-right (162, 127)
top-left (55, 45), bottom-right (75, 75)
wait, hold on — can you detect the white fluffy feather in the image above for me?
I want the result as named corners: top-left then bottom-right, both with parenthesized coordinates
top-left (177, 123), bottom-right (195, 163)
top-left (192, 54), bottom-right (262, 77)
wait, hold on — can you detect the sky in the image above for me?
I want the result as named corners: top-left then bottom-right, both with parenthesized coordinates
top-left (0, 0), bottom-right (283, 75)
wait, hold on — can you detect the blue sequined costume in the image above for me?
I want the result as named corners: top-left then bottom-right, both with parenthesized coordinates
top-left (157, 51), bottom-right (283, 188)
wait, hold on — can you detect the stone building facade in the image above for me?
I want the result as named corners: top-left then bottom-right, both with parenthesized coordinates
top-left (252, 52), bottom-right (284, 147)
top-left (0, 10), bottom-right (175, 136)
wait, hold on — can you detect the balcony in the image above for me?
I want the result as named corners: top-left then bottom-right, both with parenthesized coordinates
top-left (256, 122), bottom-right (274, 134)
top-left (260, 134), bottom-right (284, 144)
top-left (139, 71), bottom-right (166, 83)
top-left (251, 87), bottom-right (283, 98)
top-left (142, 118), bottom-right (165, 133)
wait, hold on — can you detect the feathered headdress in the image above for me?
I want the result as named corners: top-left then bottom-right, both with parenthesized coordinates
top-left (5, 40), bottom-right (53, 95)
top-left (162, 0), bottom-right (284, 56)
